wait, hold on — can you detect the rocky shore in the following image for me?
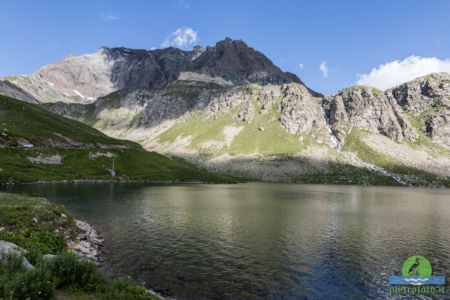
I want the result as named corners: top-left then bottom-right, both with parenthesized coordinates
top-left (0, 192), bottom-right (159, 299)
top-left (67, 220), bottom-right (104, 262)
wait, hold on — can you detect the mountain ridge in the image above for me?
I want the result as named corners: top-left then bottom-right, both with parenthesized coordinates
top-left (4, 38), bottom-right (311, 104)
top-left (1, 39), bottom-right (450, 186)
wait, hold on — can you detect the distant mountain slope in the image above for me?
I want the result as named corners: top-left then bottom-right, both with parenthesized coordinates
top-left (0, 80), bottom-right (39, 104)
top-left (4, 38), bottom-right (309, 104)
top-left (0, 94), bottom-right (232, 183)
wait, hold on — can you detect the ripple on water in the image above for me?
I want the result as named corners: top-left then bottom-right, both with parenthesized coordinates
top-left (4, 183), bottom-right (450, 299)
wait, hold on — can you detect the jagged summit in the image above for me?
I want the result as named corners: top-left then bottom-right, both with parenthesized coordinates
top-left (101, 37), bottom-right (303, 86)
top-left (5, 38), bottom-right (307, 104)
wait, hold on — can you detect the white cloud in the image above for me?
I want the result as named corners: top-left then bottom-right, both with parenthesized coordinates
top-left (161, 27), bottom-right (198, 48)
top-left (174, 0), bottom-right (190, 9)
top-left (100, 11), bottom-right (121, 22)
top-left (356, 56), bottom-right (450, 90)
top-left (319, 61), bottom-right (328, 78)
top-left (298, 63), bottom-right (304, 70)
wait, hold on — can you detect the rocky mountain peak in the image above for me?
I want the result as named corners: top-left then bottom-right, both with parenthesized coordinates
top-left (4, 38), bottom-right (307, 103)
top-left (190, 38), bottom-right (302, 86)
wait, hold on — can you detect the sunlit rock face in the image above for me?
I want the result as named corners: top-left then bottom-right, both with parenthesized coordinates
top-left (323, 86), bottom-right (417, 143)
top-left (386, 73), bottom-right (450, 147)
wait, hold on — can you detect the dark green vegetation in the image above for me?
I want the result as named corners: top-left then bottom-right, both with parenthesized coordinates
top-left (294, 161), bottom-right (400, 186)
top-left (0, 193), bottom-right (157, 299)
top-left (0, 95), bottom-right (235, 183)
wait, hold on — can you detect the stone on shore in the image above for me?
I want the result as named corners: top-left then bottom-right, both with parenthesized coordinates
top-left (0, 240), bottom-right (35, 270)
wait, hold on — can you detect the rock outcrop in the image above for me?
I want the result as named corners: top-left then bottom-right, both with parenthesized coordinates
top-left (66, 81), bottom-right (331, 147)
top-left (387, 73), bottom-right (450, 112)
top-left (424, 111), bottom-right (450, 147)
top-left (279, 84), bottom-right (328, 137)
top-left (0, 240), bottom-right (35, 270)
top-left (323, 86), bottom-right (417, 143)
top-left (387, 73), bottom-right (450, 147)
top-left (0, 80), bottom-right (39, 104)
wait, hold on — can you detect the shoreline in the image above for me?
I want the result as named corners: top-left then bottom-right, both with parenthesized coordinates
top-left (73, 219), bottom-right (169, 299)
top-left (68, 219), bottom-right (104, 263)
top-left (0, 178), bottom-right (241, 186)
top-left (1, 179), bottom-right (447, 189)
top-left (0, 192), bottom-right (163, 299)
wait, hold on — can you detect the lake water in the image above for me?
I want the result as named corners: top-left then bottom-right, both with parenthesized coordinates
top-left (4, 183), bottom-right (450, 299)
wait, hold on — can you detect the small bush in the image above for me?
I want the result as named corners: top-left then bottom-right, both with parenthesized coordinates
top-left (24, 246), bottom-right (43, 266)
top-left (28, 231), bottom-right (67, 254)
top-left (101, 278), bottom-right (154, 299)
top-left (0, 252), bottom-right (25, 270)
top-left (0, 230), bottom-right (66, 256)
top-left (0, 263), bottom-right (54, 300)
top-left (48, 253), bottom-right (106, 292)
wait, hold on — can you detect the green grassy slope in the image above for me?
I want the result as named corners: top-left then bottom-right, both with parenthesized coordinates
top-left (0, 95), bottom-right (234, 183)
top-left (158, 99), bottom-right (309, 157)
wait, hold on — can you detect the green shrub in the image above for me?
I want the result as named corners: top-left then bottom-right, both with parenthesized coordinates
top-left (0, 262), bottom-right (54, 300)
top-left (0, 230), bottom-right (66, 256)
top-left (28, 231), bottom-right (66, 254)
top-left (48, 253), bottom-right (106, 292)
top-left (0, 252), bottom-right (25, 271)
top-left (24, 246), bottom-right (43, 266)
top-left (101, 278), bottom-right (154, 299)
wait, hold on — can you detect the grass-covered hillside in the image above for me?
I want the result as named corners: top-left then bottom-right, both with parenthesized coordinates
top-left (0, 95), bottom-right (234, 183)
top-left (0, 192), bottom-right (157, 299)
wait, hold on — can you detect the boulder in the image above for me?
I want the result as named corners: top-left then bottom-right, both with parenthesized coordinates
top-left (0, 240), bottom-right (35, 270)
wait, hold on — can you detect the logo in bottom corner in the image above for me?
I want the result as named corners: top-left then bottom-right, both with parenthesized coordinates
top-left (389, 255), bottom-right (446, 296)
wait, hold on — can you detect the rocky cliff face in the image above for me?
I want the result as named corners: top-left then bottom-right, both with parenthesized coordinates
top-left (68, 81), bottom-right (330, 146)
top-left (386, 73), bottom-right (450, 147)
top-left (105, 38), bottom-right (304, 89)
top-left (4, 38), bottom-right (307, 104)
top-left (0, 80), bottom-right (39, 104)
top-left (322, 86), bottom-right (417, 143)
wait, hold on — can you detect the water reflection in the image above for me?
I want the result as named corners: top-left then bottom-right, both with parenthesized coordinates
top-left (3, 183), bottom-right (450, 299)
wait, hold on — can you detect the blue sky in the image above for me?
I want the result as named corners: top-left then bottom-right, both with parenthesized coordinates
top-left (1, 0), bottom-right (450, 94)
